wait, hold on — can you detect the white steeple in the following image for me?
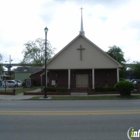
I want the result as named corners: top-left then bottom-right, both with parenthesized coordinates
top-left (79, 7), bottom-right (85, 36)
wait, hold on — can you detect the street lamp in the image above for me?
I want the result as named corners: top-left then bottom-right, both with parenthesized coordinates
top-left (44, 27), bottom-right (48, 98)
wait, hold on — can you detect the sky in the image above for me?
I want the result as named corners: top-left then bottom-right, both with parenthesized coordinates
top-left (0, 0), bottom-right (140, 65)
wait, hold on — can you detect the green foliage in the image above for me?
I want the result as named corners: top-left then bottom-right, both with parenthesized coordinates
top-left (119, 66), bottom-right (126, 78)
top-left (95, 86), bottom-right (116, 92)
top-left (0, 54), bottom-right (2, 61)
top-left (20, 38), bottom-right (55, 66)
top-left (107, 45), bottom-right (126, 78)
top-left (119, 78), bottom-right (125, 81)
top-left (107, 45), bottom-right (126, 63)
top-left (0, 54), bottom-right (3, 74)
top-left (50, 95), bottom-right (140, 100)
top-left (46, 87), bottom-right (67, 92)
top-left (115, 81), bottom-right (135, 96)
top-left (131, 62), bottom-right (140, 78)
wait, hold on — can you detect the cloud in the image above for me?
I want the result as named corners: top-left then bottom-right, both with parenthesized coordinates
top-left (0, 0), bottom-right (45, 62)
top-left (53, 0), bottom-right (131, 7)
top-left (33, 0), bottom-right (140, 62)
top-left (0, 0), bottom-right (140, 64)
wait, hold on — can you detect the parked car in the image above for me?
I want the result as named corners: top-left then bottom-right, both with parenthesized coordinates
top-left (130, 79), bottom-right (140, 85)
top-left (14, 80), bottom-right (23, 87)
top-left (3, 80), bottom-right (18, 88)
top-left (125, 79), bottom-right (131, 82)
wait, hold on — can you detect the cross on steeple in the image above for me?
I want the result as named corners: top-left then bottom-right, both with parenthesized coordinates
top-left (79, 7), bottom-right (85, 36)
top-left (77, 45), bottom-right (85, 61)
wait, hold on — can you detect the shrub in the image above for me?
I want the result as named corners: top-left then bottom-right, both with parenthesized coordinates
top-left (115, 81), bottom-right (135, 96)
top-left (47, 87), bottom-right (57, 92)
top-left (95, 86), bottom-right (103, 92)
top-left (56, 87), bottom-right (67, 92)
top-left (95, 86), bottom-right (116, 92)
top-left (119, 78), bottom-right (125, 81)
top-left (46, 87), bottom-right (67, 92)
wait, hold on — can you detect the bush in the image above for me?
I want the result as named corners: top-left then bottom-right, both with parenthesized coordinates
top-left (95, 86), bottom-right (116, 92)
top-left (119, 78), bottom-right (125, 81)
top-left (115, 81), bottom-right (135, 96)
top-left (46, 87), bottom-right (67, 92)
top-left (95, 86), bottom-right (103, 92)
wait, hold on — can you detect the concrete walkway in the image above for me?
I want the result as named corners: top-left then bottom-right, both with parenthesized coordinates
top-left (0, 88), bottom-right (42, 100)
top-left (0, 93), bottom-right (35, 100)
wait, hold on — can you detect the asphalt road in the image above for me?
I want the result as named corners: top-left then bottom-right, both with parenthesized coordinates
top-left (0, 100), bottom-right (140, 140)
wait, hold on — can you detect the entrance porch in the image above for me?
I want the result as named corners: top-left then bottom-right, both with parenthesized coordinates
top-left (48, 68), bottom-right (118, 92)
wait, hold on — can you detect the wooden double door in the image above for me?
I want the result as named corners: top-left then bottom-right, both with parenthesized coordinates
top-left (76, 74), bottom-right (88, 88)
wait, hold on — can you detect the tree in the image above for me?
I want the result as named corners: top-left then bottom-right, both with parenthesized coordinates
top-left (20, 38), bottom-right (55, 66)
top-left (107, 45), bottom-right (126, 64)
top-left (131, 62), bottom-right (140, 78)
top-left (107, 45), bottom-right (126, 78)
top-left (0, 54), bottom-right (3, 74)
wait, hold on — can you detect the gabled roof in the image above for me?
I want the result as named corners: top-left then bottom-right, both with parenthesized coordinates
top-left (43, 34), bottom-right (122, 69)
top-left (43, 34), bottom-right (83, 67)
top-left (14, 66), bottom-right (42, 73)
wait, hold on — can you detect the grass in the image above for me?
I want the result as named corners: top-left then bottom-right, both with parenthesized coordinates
top-left (50, 95), bottom-right (116, 100)
top-left (32, 94), bottom-right (140, 100)
top-left (0, 87), bottom-right (40, 94)
top-left (30, 96), bottom-right (43, 100)
top-left (51, 95), bottom-right (140, 100)
top-left (15, 87), bottom-right (41, 94)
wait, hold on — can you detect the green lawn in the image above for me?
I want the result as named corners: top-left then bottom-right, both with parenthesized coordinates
top-left (0, 87), bottom-right (40, 94)
top-left (51, 95), bottom-right (140, 100)
top-left (30, 94), bottom-right (140, 100)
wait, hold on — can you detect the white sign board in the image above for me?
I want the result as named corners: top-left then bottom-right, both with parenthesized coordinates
top-left (26, 79), bottom-right (31, 87)
top-left (51, 80), bottom-right (56, 86)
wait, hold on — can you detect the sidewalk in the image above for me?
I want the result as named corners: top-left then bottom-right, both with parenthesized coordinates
top-left (0, 88), bottom-right (139, 100)
top-left (0, 88), bottom-right (42, 100)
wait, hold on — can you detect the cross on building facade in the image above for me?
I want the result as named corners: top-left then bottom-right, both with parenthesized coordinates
top-left (77, 45), bottom-right (85, 61)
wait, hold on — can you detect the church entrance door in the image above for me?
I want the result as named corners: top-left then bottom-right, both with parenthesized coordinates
top-left (76, 74), bottom-right (88, 88)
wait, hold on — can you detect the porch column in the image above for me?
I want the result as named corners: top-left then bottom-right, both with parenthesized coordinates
top-left (117, 68), bottom-right (119, 82)
top-left (68, 69), bottom-right (71, 89)
top-left (92, 69), bottom-right (95, 89)
top-left (40, 75), bottom-right (42, 87)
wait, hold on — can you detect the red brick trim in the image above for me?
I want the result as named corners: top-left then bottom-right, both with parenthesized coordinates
top-left (0, 92), bottom-right (15, 95)
top-left (24, 92), bottom-right (71, 95)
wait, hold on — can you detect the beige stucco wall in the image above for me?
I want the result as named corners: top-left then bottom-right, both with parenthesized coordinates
top-left (47, 36), bottom-right (120, 69)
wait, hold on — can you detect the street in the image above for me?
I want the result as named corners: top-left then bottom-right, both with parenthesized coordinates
top-left (0, 100), bottom-right (140, 140)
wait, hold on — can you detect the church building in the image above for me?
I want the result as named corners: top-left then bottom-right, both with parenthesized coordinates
top-left (41, 9), bottom-right (122, 92)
